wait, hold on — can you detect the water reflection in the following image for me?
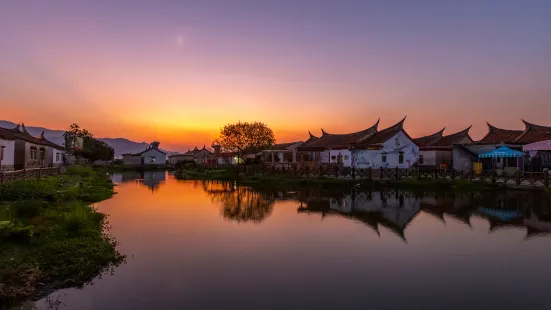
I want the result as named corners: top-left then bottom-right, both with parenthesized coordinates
top-left (34, 174), bottom-right (551, 310)
top-left (304, 189), bottom-right (551, 241)
top-left (202, 181), bottom-right (275, 223)
top-left (194, 179), bottom-right (551, 241)
top-left (111, 170), bottom-right (166, 192)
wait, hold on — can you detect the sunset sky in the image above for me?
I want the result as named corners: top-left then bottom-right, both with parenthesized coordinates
top-left (1, 1), bottom-right (550, 151)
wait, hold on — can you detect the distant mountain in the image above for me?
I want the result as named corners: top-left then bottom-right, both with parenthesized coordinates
top-left (0, 120), bottom-right (175, 158)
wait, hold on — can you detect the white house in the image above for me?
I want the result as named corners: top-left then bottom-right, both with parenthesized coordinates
top-left (353, 117), bottom-right (419, 169)
top-left (414, 126), bottom-right (473, 169)
top-left (0, 124), bottom-right (65, 169)
top-left (297, 121), bottom-right (379, 167)
top-left (122, 142), bottom-right (167, 166)
top-left (0, 131), bottom-right (16, 171)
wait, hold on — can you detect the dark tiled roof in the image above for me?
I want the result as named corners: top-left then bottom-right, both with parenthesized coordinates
top-left (184, 146), bottom-right (211, 156)
top-left (476, 123), bottom-right (524, 145)
top-left (298, 119), bottom-right (380, 150)
top-left (434, 126), bottom-right (472, 147)
top-left (0, 129), bottom-right (16, 140)
top-left (414, 128), bottom-right (445, 147)
top-left (269, 141), bottom-right (302, 150)
top-left (297, 131), bottom-right (319, 149)
top-left (0, 124), bottom-right (64, 149)
top-left (415, 126), bottom-right (472, 149)
top-left (514, 120), bottom-right (551, 144)
top-left (355, 117), bottom-right (408, 148)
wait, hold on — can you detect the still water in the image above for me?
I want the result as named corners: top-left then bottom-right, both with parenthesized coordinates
top-left (35, 171), bottom-right (551, 310)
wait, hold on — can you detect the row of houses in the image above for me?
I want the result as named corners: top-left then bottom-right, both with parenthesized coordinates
top-left (127, 117), bottom-right (551, 172)
top-left (0, 124), bottom-right (66, 171)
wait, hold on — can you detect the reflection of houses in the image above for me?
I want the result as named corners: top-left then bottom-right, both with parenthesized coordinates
top-left (0, 123), bottom-right (65, 170)
top-left (298, 190), bottom-right (421, 241)
top-left (140, 171), bottom-right (166, 191)
top-left (122, 142), bottom-right (167, 166)
top-left (414, 127), bottom-right (473, 169)
top-left (115, 170), bottom-right (166, 191)
top-left (453, 120), bottom-right (551, 171)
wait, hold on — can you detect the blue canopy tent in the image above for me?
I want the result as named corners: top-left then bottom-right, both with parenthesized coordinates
top-left (478, 146), bottom-right (524, 170)
top-left (478, 146), bottom-right (524, 159)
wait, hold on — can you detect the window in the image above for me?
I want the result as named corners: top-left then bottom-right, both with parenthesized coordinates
top-left (56, 153), bottom-right (60, 162)
top-left (331, 155), bottom-right (336, 161)
top-left (30, 147), bottom-right (37, 160)
top-left (39, 148), bottom-right (46, 160)
top-left (418, 154), bottom-right (424, 165)
top-left (150, 156), bottom-right (156, 163)
top-left (399, 152), bottom-right (404, 164)
top-left (382, 154), bottom-right (387, 163)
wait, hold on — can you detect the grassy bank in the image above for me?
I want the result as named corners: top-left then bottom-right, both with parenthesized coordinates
top-left (0, 166), bottom-right (124, 307)
top-left (174, 168), bottom-right (502, 191)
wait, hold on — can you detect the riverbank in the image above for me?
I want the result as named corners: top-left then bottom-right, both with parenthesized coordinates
top-left (0, 166), bottom-right (124, 307)
top-left (174, 168), bottom-right (505, 192)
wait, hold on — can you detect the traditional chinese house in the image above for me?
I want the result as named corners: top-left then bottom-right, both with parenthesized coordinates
top-left (262, 132), bottom-right (318, 168)
top-left (414, 126), bottom-right (473, 169)
top-left (454, 120), bottom-right (551, 171)
top-left (0, 123), bottom-right (65, 170)
top-left (296, 119), bottom-right (380, 167)
top-left (353, 117), bottom-right (419, 169)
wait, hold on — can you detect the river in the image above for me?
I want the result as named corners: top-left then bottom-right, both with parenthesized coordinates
top-left (33, 171), bottom-right (551, 310)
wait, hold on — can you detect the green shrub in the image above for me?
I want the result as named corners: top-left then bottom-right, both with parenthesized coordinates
top-left (62, 204), bottom-right (92, 233)
top-left (0, 221), bottom-right (34, 243)
top-left (12, 200), bottom-right (47, 219)
top-left (66, 165), bottom-right (96, 177)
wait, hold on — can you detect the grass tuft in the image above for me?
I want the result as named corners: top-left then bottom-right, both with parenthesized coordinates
top-left (0, 168), bottom-right (124, 307)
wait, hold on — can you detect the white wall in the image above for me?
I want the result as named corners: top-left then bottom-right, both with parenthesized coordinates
top-left (319, 150), bottom-right (330, 164)
top-left (328, 149), bottom-right (352, 166)
top-left (355, 131), bottom-right (419, 169)
top-left (0, 139), bottom-right (15, 170)
top-left (48, 148), bottom-right (65, 166)
top-left (141, 148), bottom-right (167, 165)
top-left (122, 155), bottom-right (141, 165)
top-left (418, 150), bottom-right (437, 166)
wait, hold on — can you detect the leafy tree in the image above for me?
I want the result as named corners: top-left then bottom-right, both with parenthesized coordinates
top-left (218, 121), bottom-right (275, 156)
top-left (64, 123), bottom-right (114, 162)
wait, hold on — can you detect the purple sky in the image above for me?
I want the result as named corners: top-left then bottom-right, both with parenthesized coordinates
top-left (1, 0), bottom-right (550, 150)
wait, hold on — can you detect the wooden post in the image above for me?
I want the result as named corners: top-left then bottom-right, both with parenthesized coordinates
top-left (491, 170), bottom-right (497, 183)
top-left (544, 171), bottom-right (549, 188)
top-left (23, 168), bottom-right (26, 179)
top-left (395, 167), bottom-right (399, 180)
top-left (380, 167), bottom-right (383, 180)
top-left (434, 167), bottom-right (438, 180)
top-left (417, 168), bottom-right (421, 180)
top-left (516, 171), bottom-right (521, 185)
top-left (368, 167), bottom-right (372, 180)
top-left (451, 169), bottom-right (455, 180)
top-left (38, 167), bottom-right (41, 178)
top-left (0, 171), bottom-right (3, 184)
top-left (352, 167), bottom-right (356, 181)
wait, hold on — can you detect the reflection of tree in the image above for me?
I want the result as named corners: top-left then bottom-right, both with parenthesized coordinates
top-left (206, 184), bottom-right (274, 223)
